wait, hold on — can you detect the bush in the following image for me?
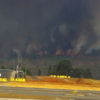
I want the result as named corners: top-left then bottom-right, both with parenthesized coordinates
top-left (51, 60), bottom-right (73, 76)
top-left (72, 67), bottom-right (93, 79)
top-left (50, 60), bottom-right (93, 79)
top-left (72, 68), bottom-right (84, 78)
top-left (22, 67), bottom-right (32, 75)
top-left (47, 65), bottom-right (52, 75)
top-left (83, 68), bottom-right (93, 79)
top-left (38, 69), bottom-right (42, 76)
top-left (1, 66), bottom-right (5, 69)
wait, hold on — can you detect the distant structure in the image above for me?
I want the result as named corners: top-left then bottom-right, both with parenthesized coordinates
top-left (15, 54), bottom-right (25, 78)
top-left (0, 69), bottom-right (15, 80)
top-left (0, 54), bottom-right (25, 80)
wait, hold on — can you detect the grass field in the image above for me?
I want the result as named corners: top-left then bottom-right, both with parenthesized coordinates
top-left (0, 75), bottom-right (100, 99)
top-left (2, 75), bottom-right (100, 91)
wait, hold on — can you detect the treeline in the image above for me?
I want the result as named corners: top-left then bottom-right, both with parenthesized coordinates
top-left (0, 59), bottom-right (93, 79)
top-left (47, 60), bottom-right (93, 79)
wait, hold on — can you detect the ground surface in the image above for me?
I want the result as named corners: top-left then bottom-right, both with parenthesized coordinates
top-left (0, 86), bottom-right (100, 100)
top-left (0, 98), bottom-right (45, 100)
top-left (2, 75), bottom-right (100, 91)
top-left (0, 75), bottom-right (100, 100)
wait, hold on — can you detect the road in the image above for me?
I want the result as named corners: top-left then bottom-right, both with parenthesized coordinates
top-left (0, 86), bottom-right (100, 100)
top-left (0, 99), bottom-right (39, 100)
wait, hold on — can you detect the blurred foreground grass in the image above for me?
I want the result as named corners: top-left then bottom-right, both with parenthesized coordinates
top-left (0, 93), bottom-right (69, 100)
top-left (0, 93), bottom-right (55, 99)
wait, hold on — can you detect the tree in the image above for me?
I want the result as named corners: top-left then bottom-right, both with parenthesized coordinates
top-left (9, 67), bottom-right (13, 70)
top-left (82, 68), bottom-right (93, 79)
top-left (22, 67), bottom-right (32, 75)
top-left (51, 64), bottom-right (58, 75)
top-left (72, 67), bottom-right (83, 78)
top-left (52, 60), bottom-right (73, 76)
top-left (38, 69), bottom-right (42, 76)
top-left (72, 67), bottom-right (93, 79)
top-left (57, 60), bottom-right (73, 75)
top-left (26, 69), bottom-right (32, 75)
top-left (47, 65), bottom-right (52, 75)
top-left (1, 66), bottom-right (5, 69)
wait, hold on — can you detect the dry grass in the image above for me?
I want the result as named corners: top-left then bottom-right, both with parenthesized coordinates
top-left (3, 75), bottom-right (100, 91)
top-left (0, 76), bottom-right (100, 99)
top-left (25, 75), bottom-right (34, 81)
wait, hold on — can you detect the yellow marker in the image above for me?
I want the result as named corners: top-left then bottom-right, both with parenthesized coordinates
top-left (65, 76), bottom-right (67, 78)
top-left (68, 76), bottom-right (71, 78)
top-left (1, 78), bottom-right (3, 81)
top-left (20, 78), bottom-right (22, 81)
top-left (4, 78), bottom-right (7, 82)
top-left (5, 78), bottom-right (7, 82)
top-left (3, 78), bottom-right (6, 82)
top-left (50, 75), bottom-right (53, 77)
top-left (10, 78), bottom-right (14, 81)
top-left (57, 75), bottom-right (59, 78)
top-left (53, 75), bottom-right (56, 77)
top-left (63, 76), bottom-right (65, 78)
top-left (22, 78), bottom-right (25, 82)
top-left (17, 78), bottom-right (19, 81)
top-left (18, 78), bottom-right (21, 82)
top-left (3, 78), bottom-right (5, 82)
top-left (3, 78), bottom-right (4, 81)
top-left (19, 78), bottom-right (22, 82)
top-left (0, 78), bottom-right (2, 81)
top-left (20, 78), bottom-right (22, 82)
top-left (60, 76), bottom-right (65, 78)
top-left (15, 78), bottom-right (18, 81)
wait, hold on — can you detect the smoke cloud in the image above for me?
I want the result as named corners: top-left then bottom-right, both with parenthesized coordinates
top-left (0, 0), bottom-right (100, 58)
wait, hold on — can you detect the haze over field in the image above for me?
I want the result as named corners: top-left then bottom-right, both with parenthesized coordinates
top-left (0, 0), bottom-right (100, 58)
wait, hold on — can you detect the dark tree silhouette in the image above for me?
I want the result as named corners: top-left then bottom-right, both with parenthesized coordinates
top-left (1, 66), bottom-right (5, 69)
top-left (38, 69), bottom-right (42, 76)
top-left (47, 65), bottom-right (52, 75)
top-left (52, 60), bottom-right (73, 76)
top-left (22, 67), bottom-right (32, 75)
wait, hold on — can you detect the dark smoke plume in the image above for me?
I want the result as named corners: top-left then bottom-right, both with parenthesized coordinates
top-left (0, 0), bottom-right (100, 58)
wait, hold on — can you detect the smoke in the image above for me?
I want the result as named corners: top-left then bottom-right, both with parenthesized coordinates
top-left (0, 0), bottom-right (100, 58)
